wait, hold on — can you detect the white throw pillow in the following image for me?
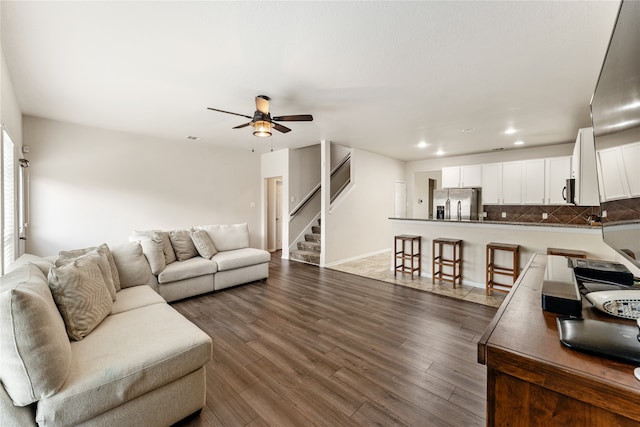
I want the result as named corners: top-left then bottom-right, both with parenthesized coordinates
top-left (131, 229), bottom-right (177, 265)
top-left (110, 242), bottom-right (153, 288)
top-left (48, 257), bottom-right (113, 341)
top-left (191, 229), bottom-right (218, 259)
top-left (58, 243), bottom-right (120, 292)
top-left (140, 237), bottom-right (166, 275)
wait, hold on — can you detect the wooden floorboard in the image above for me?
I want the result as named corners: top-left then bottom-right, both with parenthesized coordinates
top-left (172, 253), bottom-right (497, 426)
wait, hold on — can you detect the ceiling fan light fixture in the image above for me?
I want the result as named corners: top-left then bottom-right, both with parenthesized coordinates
top-left (253, 120), bottom-right (272, 137)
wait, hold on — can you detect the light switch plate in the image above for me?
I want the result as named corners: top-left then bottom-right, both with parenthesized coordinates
top-left (501, 212), bottom-right (507, 218)
top-left (542, 213), bottom-right (548, 219)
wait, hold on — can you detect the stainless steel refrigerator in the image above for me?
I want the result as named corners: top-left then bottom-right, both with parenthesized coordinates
top-left (433, 188), bottom-right (480, 221)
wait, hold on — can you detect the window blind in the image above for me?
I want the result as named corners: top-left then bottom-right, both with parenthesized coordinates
top-left (2, 129), bottom-right (15, 274)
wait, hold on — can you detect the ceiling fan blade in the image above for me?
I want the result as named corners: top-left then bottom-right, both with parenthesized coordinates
top-left (255, 95), bottom-right (270, 114)
top-left (232, 122), bottom-right (251, 129)
top-left (272, 122), bottom-right (291, 133)
top-left (272, 114), bottom-right (313, 122)
top-left (207, 107), bottom-right (252, 119)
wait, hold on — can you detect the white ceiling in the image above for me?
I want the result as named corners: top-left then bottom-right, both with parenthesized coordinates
top-left (1, 1), bottom-right (621, 161)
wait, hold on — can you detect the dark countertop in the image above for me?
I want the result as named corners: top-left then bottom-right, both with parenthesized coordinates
top-left (388, 217), bottom-right (600, 229)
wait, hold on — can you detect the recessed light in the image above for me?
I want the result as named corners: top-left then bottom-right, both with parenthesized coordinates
top-left (461, 127), bottom-right (475, 132)
top-left (436, 149), bottom-right (445, 156)
top-left (418, 141), bottom-right (428, 148)
top-left (504, 128), bottom-right (517, 135)
top-left (514, 140), bottom-right (524, 145)
top-left (186, 136), bottom-right (201, 141)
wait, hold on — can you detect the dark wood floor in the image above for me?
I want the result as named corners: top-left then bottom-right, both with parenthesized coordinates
top-left (172, 253), bottom-right (497, 427)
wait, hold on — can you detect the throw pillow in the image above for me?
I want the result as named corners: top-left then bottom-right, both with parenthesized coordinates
top-left (110, 242), bottom-right (153, 288)
top-left (0, 264), bottom-right (71, 406)
top-left (57, 245), bottom-right (117, 300)
top-left (131, 229), bottom-right (177, 265)
top-left (48, 257), bottom-right (113, 341)
top-left (169, 229), bottom-right (198, 261)
top-left (140, 236), bottom-right (166, 275)
top-left (191, 229), bottom-right (218, 259)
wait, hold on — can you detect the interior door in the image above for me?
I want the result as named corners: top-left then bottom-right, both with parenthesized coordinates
top-left (275, 180), bottom-right (282, 250)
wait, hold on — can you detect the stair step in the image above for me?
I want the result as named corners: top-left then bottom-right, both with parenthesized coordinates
top-left (311, 225), bottom-right (321, 234)
top-left (298, 241), bottom-right (320, 252)
top-left (290, 250), bottom-right (320, 265)
top-left (305, 233), bottom-right (321, 243)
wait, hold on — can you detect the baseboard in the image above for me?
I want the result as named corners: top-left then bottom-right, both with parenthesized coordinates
top-left (324, 248), bottom-right (391, 268)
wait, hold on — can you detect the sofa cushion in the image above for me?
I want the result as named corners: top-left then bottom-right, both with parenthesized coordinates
top-left (110, 285), bottom-right (166, 315)
top-left (212, 248), bottom-right (271, 271)
top-left (36, 303), bottom-right (212, 427)
top-left (131, 229), bottom-right (177, 265)
top-left (196, 223), bottom-right (249, 251)
top-left (157, 257), bottom-right (217, 284)
top-left (7, 253), bottom-right (54, 276)
top-left (191, 229), bottom-right (217, 259)
top-left (48, 257), bottom-right (113, 341)
top-left (110, 242), bottom-right (153, 288)
top-left (169, 229), bottom-right (198, 261)
top-left (58, 244), bottom-right (121, 292)
top-left (0, 264), bottom-right (71, 407)
top-left (56, 247), bottom-right (117, 301)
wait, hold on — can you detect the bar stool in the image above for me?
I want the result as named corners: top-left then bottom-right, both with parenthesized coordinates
top-left (546, 248), bottom-right (587, 259)
top-left (432, 238), bottom-right (463, 288)
top-left (486, 242), bottom-right (520, 295)
top-left (394, 235), bottom-right (421, 279)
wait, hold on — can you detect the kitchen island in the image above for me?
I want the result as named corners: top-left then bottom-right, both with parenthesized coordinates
top-left (389, 217), bottom-right (622, 287)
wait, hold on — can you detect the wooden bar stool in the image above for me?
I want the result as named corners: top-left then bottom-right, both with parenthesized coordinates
top-left (546, 248), bottom-right (587, 259)
top-left (394, 235), bottom-right (421, 279)
top-left (432, 238), bottom-right (463, 288)
top-left (486, 242), bottom-right (520, 295)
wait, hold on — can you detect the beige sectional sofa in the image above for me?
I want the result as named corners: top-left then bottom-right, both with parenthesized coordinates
top-left (130, 223), bottom-right (271, 302)
top-left (0, 244), bottom-right (213, 426)
top-left (0, 223), bottom-right (269, 426)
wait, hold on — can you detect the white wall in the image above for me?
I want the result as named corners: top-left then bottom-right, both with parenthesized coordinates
top-left (324, 148), bottom-right (405, 265)
top-left (1, 46), bottom-right (22, 147)
top-left (23, 116), bottom-right (262, 256)
top-left (288, 144), bottom-right (320, 207)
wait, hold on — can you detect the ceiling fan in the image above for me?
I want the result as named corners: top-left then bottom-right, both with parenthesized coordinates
top-left (207, 95), bottom-right (313, 137)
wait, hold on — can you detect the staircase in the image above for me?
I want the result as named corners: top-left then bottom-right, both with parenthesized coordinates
top-left (290, 219), bottom-right (321, 265)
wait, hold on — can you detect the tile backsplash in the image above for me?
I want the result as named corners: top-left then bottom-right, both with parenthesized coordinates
top-left (483, 204), bottom-right (600, 225)
top-left (600, 198), bottom-right (640, 223)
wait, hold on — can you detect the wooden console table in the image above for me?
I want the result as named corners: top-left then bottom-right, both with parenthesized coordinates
top-left (478, 254), bottom-right (640, 426)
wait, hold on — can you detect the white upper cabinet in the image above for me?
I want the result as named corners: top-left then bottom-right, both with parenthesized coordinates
top-left (597, 141), bottom-right (640, 201)
top-left (502, 161), bottom-right (523, 204)
top-left (522, 159), bottom-right (545, 204)
top-left (545, 156), bottom-right (571, 204)
top-left (622, 142), bottom-right (640, 197)
top-left (572, 128), bottom-right (600, 206)
top-left (442, 165), bottom-right (482, 188)
top-left (481, 163), bottom-right (501, 204)
top-left (442, 166), bottom-right (460, 188)
top-left (460, 165), bottom-right (482, 188)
